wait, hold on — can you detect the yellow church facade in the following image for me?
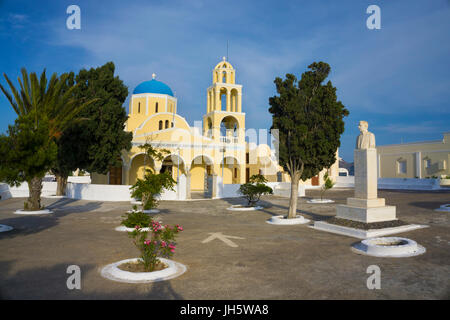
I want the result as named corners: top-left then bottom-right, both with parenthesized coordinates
top-left (91, 58), bottom-right (338, 190)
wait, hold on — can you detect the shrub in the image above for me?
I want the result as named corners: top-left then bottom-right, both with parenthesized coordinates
top-left (320, 172), bottom-right (335, 200)
top-left (129, 222), bottom-right (183, 272)
top-left (130, 170), bottom-right (176, 210)
top-left (121, 210), bottom-right (152, 228)
top-left (238, 174), bottom-right (273, 206)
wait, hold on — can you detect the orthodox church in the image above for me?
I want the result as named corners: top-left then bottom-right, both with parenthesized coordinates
top-left (91, 57), bottom-right (338, 191)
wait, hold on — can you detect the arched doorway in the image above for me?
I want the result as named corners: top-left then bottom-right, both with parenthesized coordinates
top-left (161, 154), bottom-right (185, 181)
top-left (190, 155), bottom-right (213, 191)
top-left (129, 153), bottom-right (155, 185)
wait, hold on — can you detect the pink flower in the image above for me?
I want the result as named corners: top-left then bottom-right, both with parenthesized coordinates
top-left (169, 244), bottom-right (176, 249)
top-left (135, 225), bottom-right (140, 230)
top-left (161, 241), bottom-right (167, 247)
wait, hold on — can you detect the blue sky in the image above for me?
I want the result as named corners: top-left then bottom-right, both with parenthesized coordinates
top-left (0, 0), bottom-right (449, 162)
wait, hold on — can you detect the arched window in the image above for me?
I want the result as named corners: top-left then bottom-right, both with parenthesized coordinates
top-left (138, 102), bottom-right (141, 113)
top-left (159, 120), bottom-right (163, 130)
top-left (171, 122), bottom-right (174, 127)
top-left (165, 120), bottom-right (169, 129)
top-left (155, 102), bottom-right (159, 113)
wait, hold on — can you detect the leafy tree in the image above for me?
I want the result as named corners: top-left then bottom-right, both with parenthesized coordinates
top-left (0, 115), bottom-right (57, 210)
top-left (0, 69), bottom-right (94, 210)
top-left (52, 62), bottom-right (132, 195)
top-left (269, 62), bottom-right (348, 218)
top-left (238, 174), bottom-right (273, 206)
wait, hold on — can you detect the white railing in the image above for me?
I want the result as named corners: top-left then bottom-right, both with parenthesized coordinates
top-left (219, 136), bottom-right (239, 144)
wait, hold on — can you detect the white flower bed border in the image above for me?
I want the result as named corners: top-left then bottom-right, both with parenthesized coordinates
top-left (42, 195), bottom-right (66, 199)
top-left (127, 209), bottom-right (160, 214)
top-left (0, 224), bottom-right (13, 233)
top-left (266, 215), bottom-right (310, 225)
top-left (307, 199), bottom-right (335, 204)
top-left (312, 221), bottom-right (427, 239)
top-left (115, 226), bottom-right (150, 232)
top-left (227, 205), bottom-right (263, 211)
top-left (351, 237), bottom-right (426, 257)
top-left (14, 209), bottom-right (53, 215)
top-left (434, 204), bottom-right (450, 212)
top-left (100, 257), bottom-right (187, 283)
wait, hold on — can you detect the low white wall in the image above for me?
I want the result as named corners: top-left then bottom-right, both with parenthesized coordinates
top-left (66, 183), bottom-right (132, 201)
top-left (66, 181), bottom-right (186, 202)
top-left (336, 176), bottom-right (355, 188)
top-left (2, 175), bottom-right (187, 202)
top-left (0, 183), bottom-right (12, 201)
top-left (334, 176), bottom-right (441, 190)
top-left (378, 178), bottom-right (440, 190)
top-left (218, 183), bottom-right (241, 198)
top-left (8, 182), bottom-right (57, 198)
top-left (213, 181), bottom-right (306, 199)
top-left (68, 176), bottom-right (91, 184)
top-left (267, 182), bottom-right (306, 197)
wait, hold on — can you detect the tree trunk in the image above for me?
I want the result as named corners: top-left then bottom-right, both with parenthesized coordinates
top-left (26, 176), bottom-right (43, 211)
top-left (56, 174), bottom-right (68, 196)
top-left (287, 172), bottom-right (300, 219)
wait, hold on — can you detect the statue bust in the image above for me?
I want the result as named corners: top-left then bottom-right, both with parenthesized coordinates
top-left (356, 121), bottom-right (376, 149)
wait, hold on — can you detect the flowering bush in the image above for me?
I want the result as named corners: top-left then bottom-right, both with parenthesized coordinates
top-left (129, 221), bottom-right (184, 272)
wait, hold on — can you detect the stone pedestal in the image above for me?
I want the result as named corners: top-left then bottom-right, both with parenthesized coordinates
top-left (336, 149), bottom-right (396, 223)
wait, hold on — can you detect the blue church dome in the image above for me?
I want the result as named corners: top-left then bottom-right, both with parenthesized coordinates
top-left (133, 77), bottom-right (174, 96)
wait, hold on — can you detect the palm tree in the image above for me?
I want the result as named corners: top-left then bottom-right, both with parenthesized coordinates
top-left (0, 68), bottom-right (96, 210)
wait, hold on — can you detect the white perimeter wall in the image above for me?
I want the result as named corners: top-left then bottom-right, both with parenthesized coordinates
top-left (10, 177), bottom-right (442, 202)
top-left (215, 180), bottom-right (306, 199)
top-left (3, 175), bottom-right (188, 202)
top-left (335, 176), bottom-right (442, 190)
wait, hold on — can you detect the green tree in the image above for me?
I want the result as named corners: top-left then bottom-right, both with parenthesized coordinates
top-left (268, 62), bottom-right (348, 218)
top-left (51, 62), bottom-right (132, 195)
top-left (238, 174), bottom-right (273, 206)
top-left (0, 69), bottom-right (94, 209)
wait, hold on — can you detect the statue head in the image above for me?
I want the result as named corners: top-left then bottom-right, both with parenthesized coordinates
top-left (358, 121), bottom-right (369, 133)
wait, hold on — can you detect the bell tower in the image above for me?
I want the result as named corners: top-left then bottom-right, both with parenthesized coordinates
top-left (204, 57), bottom-right (244, 141)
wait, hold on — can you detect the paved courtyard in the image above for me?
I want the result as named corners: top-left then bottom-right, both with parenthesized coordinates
top-left (0, 188), bottom-right (449, 299)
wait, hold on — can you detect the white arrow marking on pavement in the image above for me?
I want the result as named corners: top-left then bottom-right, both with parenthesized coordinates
top-left (201, 232), bottom-right (245, 248)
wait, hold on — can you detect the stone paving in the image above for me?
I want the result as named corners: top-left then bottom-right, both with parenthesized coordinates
top-left (0, 188), bottom-right (449, 299)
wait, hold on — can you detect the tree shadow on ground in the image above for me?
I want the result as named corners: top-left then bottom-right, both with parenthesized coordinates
top-left (0, 260), bottom-right (183, 300)
top-left (0, 198), bottom-right (102, 239)
top-left (219, 195), bottom-right (334, 222)
top-left (409, 201), bottom-right (450, 210)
